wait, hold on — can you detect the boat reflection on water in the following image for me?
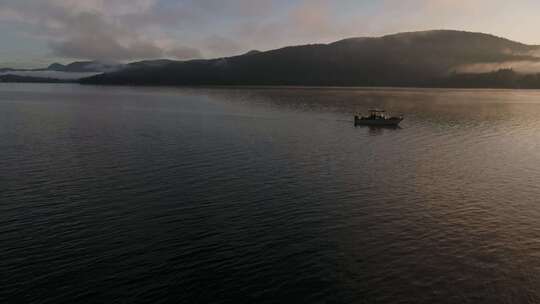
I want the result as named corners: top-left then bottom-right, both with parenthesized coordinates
top-left (364, 124), bottom-right (402, 136)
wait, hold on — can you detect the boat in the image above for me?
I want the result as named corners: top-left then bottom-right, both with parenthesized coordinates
top-left (354, 109), bottom-right (403, 126)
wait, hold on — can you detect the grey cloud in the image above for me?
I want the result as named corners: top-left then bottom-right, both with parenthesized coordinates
top-left (1, 0), bottom-right (372, 63)
top-left (50, 35), bottom-right (165, 61)
top-left (46, 11), bottom-right (165, 60)
top-left (166, 46), bottom-right (202, 60)
top-left (0, 0), bottom-right (335, 62)
top-left (0, 0), bottom-right (203, 61)
top-left (203, 35), bottom-right (243, 57)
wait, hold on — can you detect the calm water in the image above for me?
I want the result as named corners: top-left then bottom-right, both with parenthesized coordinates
top-left (3, 84), bottom-right (540, 303)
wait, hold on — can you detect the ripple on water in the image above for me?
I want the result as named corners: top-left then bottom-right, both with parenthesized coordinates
top-left (4, 85), bottom-right (540, 303)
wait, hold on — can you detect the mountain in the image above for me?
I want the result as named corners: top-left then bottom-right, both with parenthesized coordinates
top-left (46, 61), bottom-right (124, 73)
top-left (82, 30), bottom-right (540, 88)
top-left (126, 59), bottom-right (177, 69)
top-left (0, 61), bottom-right (124, 73)
top-left (0, 61), bottom-right (124, 82)
top-left (243, 50), bottom-right (262, 56)
top-left (47, 63), bottom-right (67, 71)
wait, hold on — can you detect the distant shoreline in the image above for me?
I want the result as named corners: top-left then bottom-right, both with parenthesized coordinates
top-left (4, 80), bottom-right (540, 92)
top-left (6, 30), bottom-right (540, 90)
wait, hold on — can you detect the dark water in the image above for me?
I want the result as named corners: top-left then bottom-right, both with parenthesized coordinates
top-left (3, 84), bottom-right (540, 303)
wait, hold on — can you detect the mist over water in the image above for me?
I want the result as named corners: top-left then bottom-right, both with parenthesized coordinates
top-left (0, 71), bottom-right (101, 80)
top-left (3, 84), bottom-right (540, 303)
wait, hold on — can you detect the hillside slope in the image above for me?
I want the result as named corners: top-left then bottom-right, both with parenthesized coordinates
top-left (82, 30), bottom-right (540, 87)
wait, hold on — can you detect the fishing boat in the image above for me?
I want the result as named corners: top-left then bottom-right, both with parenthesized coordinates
top-left (354, 109), bottom-right (403, 126)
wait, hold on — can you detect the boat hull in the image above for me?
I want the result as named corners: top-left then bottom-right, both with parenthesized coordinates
top-left (354, 117), bottom-right (403, 126)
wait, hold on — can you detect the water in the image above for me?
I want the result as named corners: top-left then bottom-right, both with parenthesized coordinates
top-left (3, 84), bottom-right (540, 303)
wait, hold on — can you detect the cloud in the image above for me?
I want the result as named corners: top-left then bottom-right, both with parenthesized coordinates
top-left (456, 61), bottom-right (540, 74)
top-left (203, 35), bottom-right (243, 58)
top-left (232, 0), bottom-right (369, 53)
top-left (43, 10), bottom-right (163, 60)
top-left (2, 0), bottom-right (540, 66)
top-left (166, 46), bottom-right (202, 60)
top-left (0, 0), bottom-right (202, 61)
top-left (48, 0), bottom-right (158, 16)
top-left (0, 0), bottom-right (345, 67)
top-left (288, 0), bottom-right (338, 39)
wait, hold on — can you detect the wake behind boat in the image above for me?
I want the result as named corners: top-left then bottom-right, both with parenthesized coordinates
top-left (354, 109), bottom-right (403, 126)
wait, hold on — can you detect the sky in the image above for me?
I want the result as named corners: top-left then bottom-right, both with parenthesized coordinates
top-left (1, 0), bottom-right (540, 68)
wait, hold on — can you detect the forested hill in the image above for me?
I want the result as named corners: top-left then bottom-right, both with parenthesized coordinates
top-left (81, 30), bottom-right (540, 88)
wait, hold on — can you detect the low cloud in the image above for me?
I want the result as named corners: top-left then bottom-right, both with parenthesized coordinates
top-left (456, 61), bottom-right (540, 74)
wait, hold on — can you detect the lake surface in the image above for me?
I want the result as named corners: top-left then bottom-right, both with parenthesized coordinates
top-left (3, 84), bottom-right (540, 303)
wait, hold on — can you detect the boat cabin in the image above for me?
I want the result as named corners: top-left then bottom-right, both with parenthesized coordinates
top-left (354, 109), bottom-right (403, 126)
top-left (367, 109), bottom-right (388, 119)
